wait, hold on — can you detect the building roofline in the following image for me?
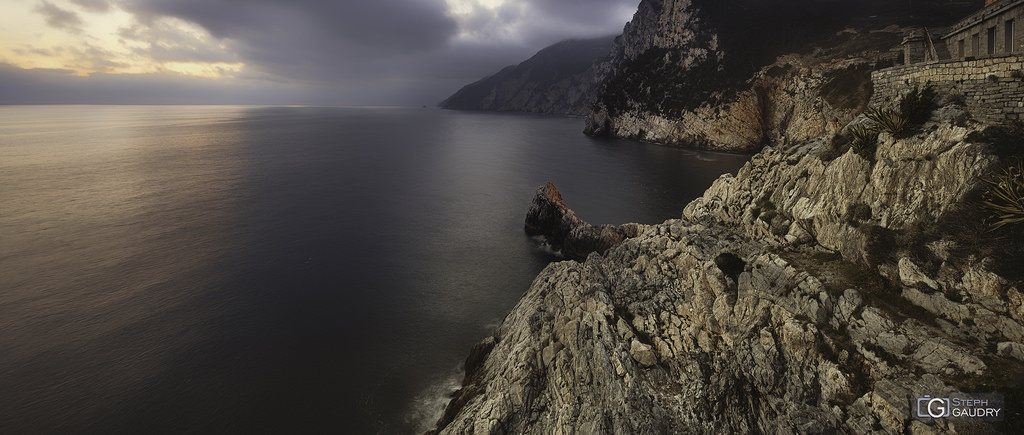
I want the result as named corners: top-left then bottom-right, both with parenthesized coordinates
top-left (942, 0), bottom-right (1024, 40)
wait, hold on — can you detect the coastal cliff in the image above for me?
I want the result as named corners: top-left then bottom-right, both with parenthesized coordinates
top-left (442, 0), bottom-right (981, 151)
top-left (440, 37), bottom-right (617, 115)
top-left (582, 0), bottom-right (899, 151)
top-left (431, 104), bottom-right (1024, 432)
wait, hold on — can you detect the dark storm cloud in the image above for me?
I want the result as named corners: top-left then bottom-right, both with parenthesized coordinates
top-left (446, 0), bottom-right (636, 47)
top-left (514, 0), bottom-right (639, 44)
top-left (124, 0), bottom-right (459, 53)
top-left (117, 0), bottom-right (472, 88)
top-left (34, 0), bottom-right (84, 33)
top-left (13, 0), bottom-right (639, 104)
top-left (118, 0), bottom-right (637, 81)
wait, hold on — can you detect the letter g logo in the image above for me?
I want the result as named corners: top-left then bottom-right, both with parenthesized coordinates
top-left (927, 398), bottom-right (949, 418)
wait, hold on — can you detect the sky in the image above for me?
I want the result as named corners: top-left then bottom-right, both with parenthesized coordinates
top-left (0, 0), bottom-right (638, 105)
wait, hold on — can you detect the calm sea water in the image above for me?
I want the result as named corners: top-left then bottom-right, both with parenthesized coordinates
top-left (0, 106), bottom-right (748, 434)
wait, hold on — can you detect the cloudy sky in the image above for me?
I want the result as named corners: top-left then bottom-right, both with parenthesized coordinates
top-left (0, 0), bottom-right (638, 105)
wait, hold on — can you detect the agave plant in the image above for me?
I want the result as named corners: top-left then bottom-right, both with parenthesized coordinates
top-left (982, 161), bottom-right (1024, 231)
top-left (849, 123), bottom-right (879, 159)
top-left (865, 107), bottom-right (908, 137)
top-left (899, 83), bottom-right (938, 126)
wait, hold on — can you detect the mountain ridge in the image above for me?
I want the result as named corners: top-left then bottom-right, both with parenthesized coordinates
top-left (439, 36), bottom-right (617, 115)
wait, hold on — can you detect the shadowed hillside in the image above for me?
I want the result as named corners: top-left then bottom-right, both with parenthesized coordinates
top-left (440, 36), bottom-right (617, 115)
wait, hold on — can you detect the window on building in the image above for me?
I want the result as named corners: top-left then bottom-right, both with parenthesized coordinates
top-left (988, 26), bottom-right (996, 55)
top-left (1007, 20), bottom-right (1016, 54)
top-left (973, 33), bottom-right (981, 56)
top-left (959, 39), bottom-right (965, 57)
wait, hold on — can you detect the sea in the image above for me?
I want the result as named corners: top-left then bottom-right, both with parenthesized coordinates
top-left (0, 105), bottom-right (749, 434)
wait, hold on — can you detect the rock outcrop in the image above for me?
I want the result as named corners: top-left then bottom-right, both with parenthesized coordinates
top-left (683, 105), bottom-right (993, 263)
top-left (431, 106), bottom-right (1024, 433)
top-left (524, 182), bottom-right (643, 261)
top-left (585, 54), bottom-right (881, 152)
top-left (582, 0), bottom-right (903, 151)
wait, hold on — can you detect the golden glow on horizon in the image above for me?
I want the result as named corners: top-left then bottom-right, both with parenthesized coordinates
top-left (0, 0), bottom-right (243, 78)
top-left (162, 61), bottom-right (243, 78)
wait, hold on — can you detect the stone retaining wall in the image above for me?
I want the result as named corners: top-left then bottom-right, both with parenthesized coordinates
top-left (870, 55), bottom-right (1024, 124)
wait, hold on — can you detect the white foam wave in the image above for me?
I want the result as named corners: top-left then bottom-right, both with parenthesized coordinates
top-left (404, 365), bottom-right (463, 433)
top-left (530, 235), bottom-right (565, 259)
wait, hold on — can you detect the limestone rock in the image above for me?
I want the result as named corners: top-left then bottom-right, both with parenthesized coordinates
top-left (998, 341), bottom-right (1024, 362)
top-left (835, 288), bottom-right (863, 324)
top-left (911, 338), bottom-right (987, 375)
top-left (629, 340), bottom-right (658, 367)
top-left (899, 257), bottom-right (940, 290)
top-left (433, 105), bottom-right (1021, 435)
top-left (683, 104), bottom-right (995, 263)
top-left (580, 0), bottom-right (898, 152)
top-left (524, 182), bottom-right (643, 261)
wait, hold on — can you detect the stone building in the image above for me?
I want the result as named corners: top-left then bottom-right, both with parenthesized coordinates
top-left (943, 0), bottom-right (1023, 59)
top-left (902, 27), bottom-right (945, 65)
top-left (875, 0), bottom-right (1024, 125)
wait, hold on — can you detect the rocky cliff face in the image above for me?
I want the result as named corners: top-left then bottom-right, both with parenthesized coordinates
top-left (585, 54), bottom-right (881, 152)
top-left (441, 0), bottom-right (981, 151)
top-left (524, 182), bottom-right (644, 261)
top-left (430, 106), bottom-right (1024, 433)
top-left (583, 0), bottom-right (904, 151)
top-left (440, 37), bottom-right (617, 115)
